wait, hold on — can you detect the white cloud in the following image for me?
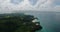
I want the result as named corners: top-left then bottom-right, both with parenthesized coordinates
top-left (0, 0), bottom-right (60, 13)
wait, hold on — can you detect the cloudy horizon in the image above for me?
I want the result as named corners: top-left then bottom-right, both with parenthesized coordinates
top-left (0, 0), bottom-right (60, 13)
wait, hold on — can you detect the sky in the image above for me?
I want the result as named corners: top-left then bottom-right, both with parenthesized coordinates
top-left (0, 0), bottom-right (60, 13)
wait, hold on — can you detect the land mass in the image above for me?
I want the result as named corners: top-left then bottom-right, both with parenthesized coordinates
top-left (0, 13), bottom-right (42, 32)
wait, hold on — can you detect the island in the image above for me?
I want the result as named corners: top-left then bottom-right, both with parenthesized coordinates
top-left (0, 13), bottom-right (42, 32)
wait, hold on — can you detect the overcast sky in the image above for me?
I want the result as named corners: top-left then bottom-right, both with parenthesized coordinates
top-left (0, 0), bottom-right (60, 13)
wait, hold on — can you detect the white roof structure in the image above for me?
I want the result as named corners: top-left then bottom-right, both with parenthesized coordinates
top-left (32, 19), bottom-right (39, 23)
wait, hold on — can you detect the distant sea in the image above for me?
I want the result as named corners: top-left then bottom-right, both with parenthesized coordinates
top-left (21, 11), bottom-right (60, 32)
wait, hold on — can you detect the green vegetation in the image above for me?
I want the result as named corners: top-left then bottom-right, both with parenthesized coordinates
top-left (0, 13), bottom-right (42, 32)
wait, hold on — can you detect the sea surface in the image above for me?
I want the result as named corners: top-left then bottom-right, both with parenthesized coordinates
top-left (22, 11), bottom-right (60, 32)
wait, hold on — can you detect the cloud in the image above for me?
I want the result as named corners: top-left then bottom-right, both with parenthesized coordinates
top-left (54, 0), bottom-right (60, 5)
top-left (0, 0), bottom-right (60, 13)
top-left (11, 0), bottom-right (24, 4)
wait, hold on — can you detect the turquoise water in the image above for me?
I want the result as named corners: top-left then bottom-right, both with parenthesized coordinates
top-left (25, 12), bottom-right (60, 32)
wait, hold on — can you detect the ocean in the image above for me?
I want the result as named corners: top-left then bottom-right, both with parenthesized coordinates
top-left (22, 11), bottom-right (60, 32)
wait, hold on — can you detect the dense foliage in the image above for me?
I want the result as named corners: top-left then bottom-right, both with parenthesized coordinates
top-left (0, 13), bottom-right (42, 32)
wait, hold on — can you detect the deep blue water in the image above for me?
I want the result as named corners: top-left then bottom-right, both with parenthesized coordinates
top-left (23, 11), bottom-right (60, 32)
